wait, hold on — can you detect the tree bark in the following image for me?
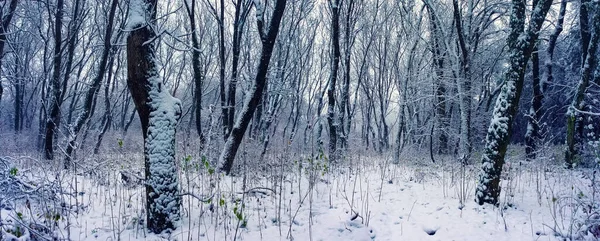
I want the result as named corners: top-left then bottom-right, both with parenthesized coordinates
top-left (126, 0), bottom-right (182, 232)
top-left (475, 0), bottom-right (552, 206)
top-left (565, 0), bottom-right (599, 167)
top-left (327, 0), bottom-right (341, 161)
top-left (218, 0), bottom-right (287, 174)
top-left (184, 0), bottom-right (206, 147)
top-left (525, 0), bottom-right (567, 161)
top-left (44, 0), bottom-right (65, 160)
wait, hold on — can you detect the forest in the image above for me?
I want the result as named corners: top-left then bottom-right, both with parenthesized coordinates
top-left (0, 0), bottom-right (599, 240)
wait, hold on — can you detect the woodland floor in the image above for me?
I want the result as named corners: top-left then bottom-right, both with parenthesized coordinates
top-left (1, 134), bottom-right (599, 241)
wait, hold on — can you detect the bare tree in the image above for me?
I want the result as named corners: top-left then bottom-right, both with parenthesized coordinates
top-left (64, 0), bottom-right (119, 167)
top-left (525, 0), bottom-right (567, 161)
top-left (475, 0), bottom-right (552, 206)
top-left (0, 0), bottom-right (18, 107)
top-left (564, 0), bottom-right (599, 167)
top-left (218, 0), bottom-right (288, 174)
top-left (327, 0), bottom-right (341, 160)
top-left (126, 0), bottom-right (182, 232)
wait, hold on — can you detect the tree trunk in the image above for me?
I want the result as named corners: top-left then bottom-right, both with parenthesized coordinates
top-left (65, 0), bottom-right (118, 167)
top-left (126, 0), bottom-right (182, 233)
top-left (475, 0), bottom-right (552, 206)
top-left (44, 0), bottom-right (65, 160)
top-left (327, 0), bottom-right (341, 161)
top-left (526, 0), bottom-right (567, 161)
top-left (0, 0), bottom-right (18, 109)
top-left (453, 0), bottom-right (472, 159)
top-left (218, 0), bottom-right (287, 174)
top-left (184, 0), bottom-right (206, 147)
top-left (525, 44), bottom-right (541, 161)
top-left (565, 0), bottom-right (599, 167)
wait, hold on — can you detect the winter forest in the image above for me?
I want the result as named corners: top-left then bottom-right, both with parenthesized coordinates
top-left (0, 0), bottom-right (599, 240)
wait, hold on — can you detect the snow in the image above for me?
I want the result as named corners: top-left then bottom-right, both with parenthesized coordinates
top-left (126, 0), bottom-right (148, 30)
top-left (3, 156), bottom-right (597, 241)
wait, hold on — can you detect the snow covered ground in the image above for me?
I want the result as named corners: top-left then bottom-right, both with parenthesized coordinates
top-left (1, 151), bottom-right (599, 241)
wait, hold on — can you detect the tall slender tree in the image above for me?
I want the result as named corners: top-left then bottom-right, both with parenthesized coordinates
top-left (218, 0), bottom-right (288, 174)
top-left (565, 0), bottom-right (599, 167)
top-left (327, 0), bottom-right (341, 160)
top-left (0, 0), bottom-right (18, 106)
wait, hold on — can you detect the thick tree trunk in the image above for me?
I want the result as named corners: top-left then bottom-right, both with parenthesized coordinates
top-left (126, 0), bottom-right (182, 233)
top-left (565, 0), bottom-right (599, 167)
top-left (218, 0), bottom-right (287, 174)
top-left (475, 0), bottom-right (552, 206)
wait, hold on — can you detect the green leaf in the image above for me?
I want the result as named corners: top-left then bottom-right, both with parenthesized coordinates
top-left (219, 198), bottom-right (225, 207)
top-left (9, 167), bottom-right (18, 176)
top-left (118, 139), bottom-right (124, 148)
top-left (16, 212), bottom-right (22, 220)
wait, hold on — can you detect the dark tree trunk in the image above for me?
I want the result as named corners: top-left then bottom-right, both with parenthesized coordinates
top-left (219, 0), bottom-right (228, 139)
top-left (327, 0), bottom-right (341, 161)
top-left (565, 0), bottom-right (599, 167)
top-left (426, 5), bottom-right (448, 154)
top-left (44, 0), bottom-right (65, 160)
top-left (218, 0), bottom-right (287, 174)
top-left (126, 0), bottom-right (182, 233)
top-left (184, 0), bottom-right (206, 147)
top-left (525, 44), bottom-right (541, 161)
top-left (65, 0), bottom-right (118, 166)
top-left (475, 0), bottom-right (552, 206)
top-left (526, 0), bottom-right (567, 161)
top-left (0, 0), bottom-right (18, 107)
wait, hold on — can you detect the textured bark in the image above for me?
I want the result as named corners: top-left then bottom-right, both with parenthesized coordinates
top-left (327, 0), bottom-right (341, 161)
top-left (475, 0), bottom-right (552, 206)
top-left (565, 0), bottom-right (599, 167)
top-left (127, 0), bottom-right (182, 233)
top-left (44, 0), bottom-right (65, 160)
top-left (218, 0), bottom-right (287, 174)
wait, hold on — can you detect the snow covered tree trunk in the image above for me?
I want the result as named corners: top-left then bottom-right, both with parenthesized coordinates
top-left (126, 0), bottom-right (182, 233)
top-left (217, 0), bottom-right (287, 174)
top-left (327, 0), bottom-right (341, 161)
top-left (565, 0), bottom-right (599, 168)
top-left (475, 0), bottom-right (552, 206)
